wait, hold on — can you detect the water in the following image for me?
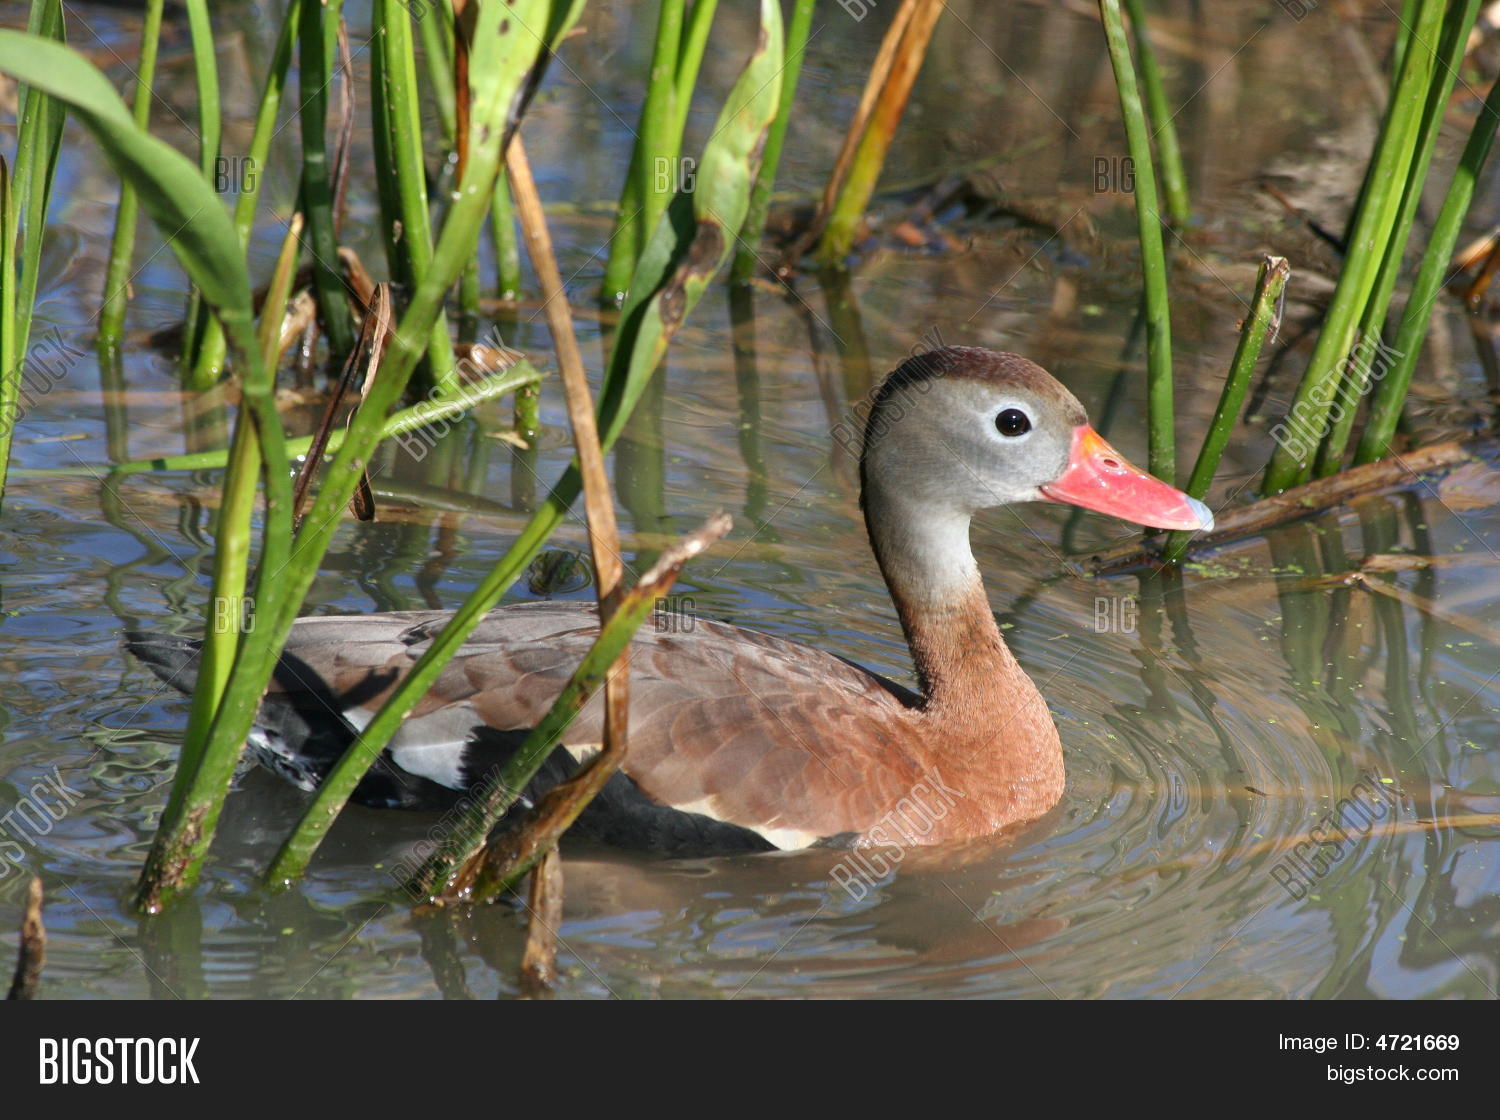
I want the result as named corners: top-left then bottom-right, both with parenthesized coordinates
top-left (1, 0), bottom-right (1496, 999)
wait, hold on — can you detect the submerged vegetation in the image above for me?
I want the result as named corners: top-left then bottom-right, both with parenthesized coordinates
top-left (0, 0), bottom-right (1497, 995)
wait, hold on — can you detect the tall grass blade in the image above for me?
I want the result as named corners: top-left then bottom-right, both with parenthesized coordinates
top-left (1123, 0), bottom-right (1188, 226)
top-left (1099, 0), bottom-right (1175, 482)
top-left (1358, 70), bottom-right (1500, 463)
top-left (96, 0), bottom-right (164, 354)
top-left (297, 0), bottom-right (355, 359)
top-left (1315, 0), bottom-right (1479, 476)
top-left (189, 0), bottom-right (302, 387)
top-left (177, 0), bottom-right (223, 381)
top-left (1162, 256), bottom-right (1289, 562)
top-left (780, 0), bottom-right (913, 271)
top-left (1261, 0), bottom-right (1444, 493)
top-left (0, 0), bottom-right (64, 506)
top-left (372, 0), bottom-right (456, 393)
top-left (8, 0), bottom-right (63, 365)
top-left (732, 0), bottom-right (814, 284)
top-left (490, 175), bottom-right (523, 301)
top-left (1, 159), bottom-right (13, 504)
top-left (175, 214), bottom-right (304, 786)
top-left (600, 0), bottom-right (686, 304)
top-left (415, 0), bottom-right (457, 139)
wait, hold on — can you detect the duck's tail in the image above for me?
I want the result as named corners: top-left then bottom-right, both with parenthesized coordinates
top-left (124, 630), bottom-right (201, 695)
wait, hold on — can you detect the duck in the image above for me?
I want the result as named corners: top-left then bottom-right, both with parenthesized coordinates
top-left (129, 346), bottom-right (1212, 853)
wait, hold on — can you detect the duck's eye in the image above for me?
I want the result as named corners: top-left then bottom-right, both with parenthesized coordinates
top-left (995, 408), bottom-right (1031, 437)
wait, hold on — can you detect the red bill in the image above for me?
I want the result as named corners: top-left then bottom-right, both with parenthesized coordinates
top-left (1039, 426), bottom-right (1214, 532)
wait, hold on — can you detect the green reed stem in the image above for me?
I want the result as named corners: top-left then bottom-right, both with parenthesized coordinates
top-left (0, 0), bottom-right (64, 506)
top-left (1, 162), bottom-right (14, 502)
top-left (111, 363), bottom-right (541, 476)
top-left (184, 0), bottom-right (221, 183)
top-left (1343, 0), bottom-right (1428, 256)
top-left (189, 0), bottom-right (300, 388)
top-left (1358, 72), bottom-right (1500, 463)
top-left (1163, 256), bottom-right (1289, 562)
top-left (733, 0), bottom-right (814, 285)
top-left (491, 174), bottom-right (523, 300)
top-left (170, 216), bottom-right (302, 817)
top-left (1391, 0), bottom-right (1421, 94)
top-left (373, 0), bottom-right (455, 393)
top-left (600, 0), bottom-right (685, 304)
top-left (514, 376), bottom-right (541, 439)
top-left (430, 0), bottom-right (520, 307)
top-left (6, 0), bottom-right (62, 368)
top-left (635, 0), bottom-right (686, 272)
top-left (1100, 0), bottom-right (1174, 482)
top-left (140, 283), bottom-right (294, 913)
top-left (1123, 0), bottom-right (1188, 226)
top-left (97, 0), bottom-right (163, 354)
top-left (1262, 0), bottom-right (1443, 493)
top-left (176, 0), bottom-right (222, 384)
top-left (1316, 0), bottom-right (1479, 476)
top-left (414, 0), bottom-right (456, 140)
top-left (672, 0), bottom-right (717, 138)
top-left (297, 0), bottom-right (354, 359)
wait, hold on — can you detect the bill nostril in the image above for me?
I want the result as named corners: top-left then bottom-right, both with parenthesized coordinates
top-left (1101, 457), bottom-right (1121, 470)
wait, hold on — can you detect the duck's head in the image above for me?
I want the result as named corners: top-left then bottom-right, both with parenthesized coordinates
top-left (860, 346), bottom-right (1213, 533)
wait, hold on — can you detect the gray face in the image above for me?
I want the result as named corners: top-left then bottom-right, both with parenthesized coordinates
top-left (861, 373), bottom-right (1086, 516)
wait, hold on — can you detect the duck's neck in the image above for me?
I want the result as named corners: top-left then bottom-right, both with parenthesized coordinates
top-left (862, 487), bottom-right (1046, 729)
top-left (861, 482), bottom-right (1065, 829)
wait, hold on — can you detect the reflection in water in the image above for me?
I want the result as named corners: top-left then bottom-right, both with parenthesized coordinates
top-left (728, 284), bottom-right (771, 529)
top-left (0, 0), bottom-right (1496, 999)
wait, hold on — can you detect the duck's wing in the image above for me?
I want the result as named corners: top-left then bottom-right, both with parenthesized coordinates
top-left (267, 602), bottom-right (930, 848)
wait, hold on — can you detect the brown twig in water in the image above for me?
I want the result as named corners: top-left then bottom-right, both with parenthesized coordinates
top-left (6, 877), bottom-right (44, 1000)
top-left (507, 134), bottom-right (626, 675)
top-left (1450, 224), bottom-right (1500, 273)
top-left (1304, 568), bottom-right (1500, 647)
top-left (1077, 439), bottom-right (1478, 573)
top-left (1259, 179), bottom-right (1345, 253)
top-left (518, 847), bottom-right (562, 999)
top-left (332, 17), bottom-right (355, 236)
top-left (290, 284), bottom-right (391, 523)
top-left (501, 131), bottom-right (630, 973)
top-left (1465, 233), bottom-right (1500, 312)
top-left (338, 247), bottom-right (378, 312)
top-left (275, 290), bottom-right (319, 368)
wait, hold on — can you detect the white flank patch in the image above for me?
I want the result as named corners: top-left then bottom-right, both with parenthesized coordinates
top-left (389, 741), bottom-right (469, 790)
top-left (671, 796), bottom-right (823, 851)
top-left (562, 742), bottom-right (603, 766)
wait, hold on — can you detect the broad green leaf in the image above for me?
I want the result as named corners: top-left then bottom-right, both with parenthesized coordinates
top-left (0, 32), bottom-right (251, 320)
top-left (602, 0), bottom-right (784, 447)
